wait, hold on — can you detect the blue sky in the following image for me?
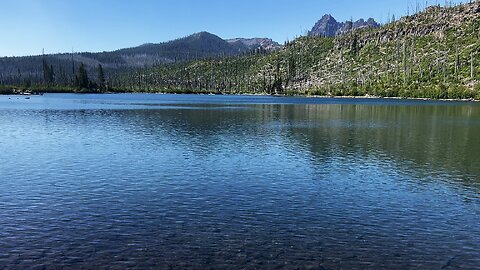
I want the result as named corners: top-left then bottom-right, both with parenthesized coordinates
top-left (0, 0), bottom-right (466, 57)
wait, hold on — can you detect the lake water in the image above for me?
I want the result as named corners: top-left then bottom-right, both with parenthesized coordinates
top-left (0, 94), bottom-right (479, 269)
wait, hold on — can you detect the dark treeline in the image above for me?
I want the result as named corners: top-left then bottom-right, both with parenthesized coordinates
top-left (0, 45), bottom-right (273, 94)
top-left (0, 56), bottom-right (109, 94)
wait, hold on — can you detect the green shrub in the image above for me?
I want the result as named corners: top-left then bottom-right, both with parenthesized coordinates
top-left (435, 83), bottom-right (449, 99)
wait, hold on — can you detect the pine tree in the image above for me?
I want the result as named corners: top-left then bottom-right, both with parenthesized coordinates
top-left (76, 63), bottom-right (89, 89)
top-left (351, 34), bottom-right (359, 56)
top-left (97, 64), bottom-right (106, 90)
top-left (42, 59), bottom-right (54, 85)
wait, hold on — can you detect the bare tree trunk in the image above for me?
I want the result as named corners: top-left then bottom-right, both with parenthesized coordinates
top-left (471, 52), bottom-right (475, 79)
top-left (387, 62), bottom-right (390, 83)
top-left (403, 39), bottom-right (407, 84)
top-left (455, 34), bottom-right (459, 77)
top-left (443, 49), bottom-right (448, 83)
top-left (341, 50), bottom-right (345, 84)
top-left (436, 43), bottom-right (441, 75)
top-left (396, 41), bottom-right (401, 80)
top-left (420, 57), bottom-right (423, 80)
top-left (411, 33), bottom-right (416, 78)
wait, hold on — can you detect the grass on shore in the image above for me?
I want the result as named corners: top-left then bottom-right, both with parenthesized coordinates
top-left (1, 83), bottom-right (479, 101)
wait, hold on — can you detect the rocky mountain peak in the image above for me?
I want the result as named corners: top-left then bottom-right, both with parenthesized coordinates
top-left (308, 15), bottom-right (380, 37)
top-left (226, 38), bottom-right (282, 51)
top-left (309, 14), bottom-right (339, 37)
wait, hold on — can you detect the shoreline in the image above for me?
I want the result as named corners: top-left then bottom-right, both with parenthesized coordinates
top-left (2, 90), bottom-right (478, 103)
top-left (296, 94), bottom-right (479, 102)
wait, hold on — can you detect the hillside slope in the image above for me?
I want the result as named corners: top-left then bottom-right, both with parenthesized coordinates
top-left (115, 2), bottom-right (480, 99)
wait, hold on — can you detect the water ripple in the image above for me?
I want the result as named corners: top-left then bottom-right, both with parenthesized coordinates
top-left (0, 94), bottom-right (479, 269)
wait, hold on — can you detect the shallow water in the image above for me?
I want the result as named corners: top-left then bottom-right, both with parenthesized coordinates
top-left (0, 94), bottom-right (479, 269)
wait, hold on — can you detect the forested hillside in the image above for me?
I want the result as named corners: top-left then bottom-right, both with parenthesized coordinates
top-left (0, 32), bottom-right (277, 92)
top-left (112, 1), bottom-right (480, 99)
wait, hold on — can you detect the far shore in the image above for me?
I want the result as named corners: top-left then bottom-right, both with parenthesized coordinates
top-left (1, 88), bottom-right (478, 103)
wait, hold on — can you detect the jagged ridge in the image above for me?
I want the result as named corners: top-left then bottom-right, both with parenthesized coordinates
top-left (308, 15), bottom-right (380, 37)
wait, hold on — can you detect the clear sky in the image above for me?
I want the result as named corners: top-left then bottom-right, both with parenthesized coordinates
top-left (0, 0), bottom-right (466, 57)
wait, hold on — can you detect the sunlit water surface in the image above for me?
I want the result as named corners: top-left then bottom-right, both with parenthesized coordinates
top-left (0, 94), bottom-right (479, 269)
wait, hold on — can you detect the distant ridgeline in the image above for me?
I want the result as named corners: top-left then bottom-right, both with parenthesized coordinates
top-left (1, 1), bottom-right (480, 99)
top-left (0, 32), bottom-right (280, 93)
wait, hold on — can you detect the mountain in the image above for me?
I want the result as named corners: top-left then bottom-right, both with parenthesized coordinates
top-left (92, 32), bottom-right (281, 67)
top-left (0, 32), bottom-right (280, 84)
top-left (111, 32), bottom-right (247, 67)
top-left (90, 32), bottom-right (280, 67)
top-left (226, 38), bottom-right (282, 51)
top-left (114, 1), bottom-right (480, 99)
top-left (308, 15), bottom-right (380, 37)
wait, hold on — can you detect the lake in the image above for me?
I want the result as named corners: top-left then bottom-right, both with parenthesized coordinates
top-left (0, 94), bottom-right (479, 269)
